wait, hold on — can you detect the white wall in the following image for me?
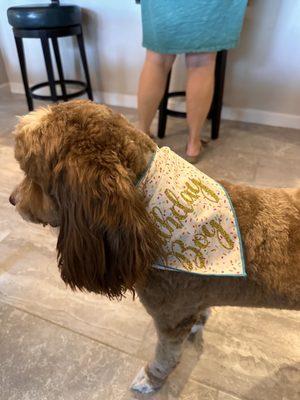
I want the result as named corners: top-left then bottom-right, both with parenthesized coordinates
top-left (0, 0), bottom-right (299, 128)
top-left (223, 0), bottom-right (300, 127)
top-left (0, 49), bottom-right (8, 85)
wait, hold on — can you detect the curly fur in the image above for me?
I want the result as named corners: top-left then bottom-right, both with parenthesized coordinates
top-left (10, 100), bottom-right (300, 393)
top-left (13, 100), bottom-right (162, 299)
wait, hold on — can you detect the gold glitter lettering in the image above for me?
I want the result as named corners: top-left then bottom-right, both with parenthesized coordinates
top-left (190, 178), bottom-right (220, 203)
top-left (201, 224), bottom-right (216, 238)
top-left (180, 188), bottom-right (199, 205)
top-left (185, 180), bottom-right (200, 195)
top-left (150, 207), bottom-right (173, 239)
top-left (172, 240), bottom-right (206, 270)
top-left (210, 220), bottom-right (234, 250)
top-left (165, 189), bottom-right (194, 223)
top-left (193, 233), bottom-right (210, 249)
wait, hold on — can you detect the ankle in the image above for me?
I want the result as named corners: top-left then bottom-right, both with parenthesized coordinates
top-left (186, 139), bottom-right (202, 156)
top-left (145, 359), bottom-right (177, 387)
top-left (187, 133), bottom-right (201, 144)
top-left (138, 124), bottom-right (151, 136)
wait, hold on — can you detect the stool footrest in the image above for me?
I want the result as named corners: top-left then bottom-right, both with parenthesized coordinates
top-left (165, 109), bottom-right (186, 119)
top-left (30, 80), bottom-right (87, 101)
top-left (167, 91), bottom-right (186, 98)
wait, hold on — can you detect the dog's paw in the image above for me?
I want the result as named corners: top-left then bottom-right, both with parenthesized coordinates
top-left (131, 367), bottom-right (158, 394)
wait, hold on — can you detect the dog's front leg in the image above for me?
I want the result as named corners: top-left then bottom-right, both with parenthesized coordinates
top-left (131, 314), bottom-right (198, 394)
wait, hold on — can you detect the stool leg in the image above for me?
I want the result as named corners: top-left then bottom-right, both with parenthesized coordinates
top-left (157, 71), bottom-right (171, 138)
top-left (41, 35), bottom-right (58, 102)
top-left (51, 37), bottom-right (68, 101)
top-left (14, 36), bottom-right (33, 111)
top-left (211, 50), bottom-right (227, 140)
top-left (76, 31), bottom-right (93, 100)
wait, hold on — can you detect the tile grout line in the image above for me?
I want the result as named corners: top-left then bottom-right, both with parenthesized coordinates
top-left (3, 298), bottom-right (246, 398)
top-left (252, 157), bottom-right (260, 183)
top-left (0, 299), bottom-right (247, 398)
top-left (0, 298), bottom-right (147, 363)
top-left (188, 373), bottom-right (248, 400)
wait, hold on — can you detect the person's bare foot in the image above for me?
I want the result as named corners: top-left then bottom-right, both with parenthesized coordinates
top-left (186, 138), bottom-right (202, 157)
top-left (143, 130), bottom-right (156, 139)
top-left (185, 138), bottom-right (208, 164)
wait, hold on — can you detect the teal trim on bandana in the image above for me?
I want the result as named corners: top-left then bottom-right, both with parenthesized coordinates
top-left (219, 183), bottom-right (247, 277)
top-left (135, 150), bottom-right (157, 188)
top-left (152, 263), bottom-right (247, 278)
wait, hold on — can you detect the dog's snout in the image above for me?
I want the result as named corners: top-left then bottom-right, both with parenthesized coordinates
top-left (9, 194), bottom-right (16, 206)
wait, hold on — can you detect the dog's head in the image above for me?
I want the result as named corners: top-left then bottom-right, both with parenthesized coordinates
top-left (10, 100), bottom-right (161, 298)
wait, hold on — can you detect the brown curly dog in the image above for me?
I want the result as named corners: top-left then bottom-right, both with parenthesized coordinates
top-left (9, 100), bottom-right (300, 394)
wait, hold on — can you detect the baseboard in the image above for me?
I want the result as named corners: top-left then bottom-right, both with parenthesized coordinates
top-left (8, 85), bottom-right (138, 109)
top-left (0, 82), bottom-right (9, 89)
top-left (9, 82), bottom-right (25, 93)
top-left (6, 83), bottom-right (300, 130)
top-left (93, 91), bottom-right (137, 109)
top-left (222, 106), bottom-right (300, 130)
top-left (91, 92), bottom-right (300, 130)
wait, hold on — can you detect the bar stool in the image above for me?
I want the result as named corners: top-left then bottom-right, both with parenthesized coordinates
top-left (7, 0), bottom-right (93, 111)
top-left (158, 50), bottom-right (227, 140)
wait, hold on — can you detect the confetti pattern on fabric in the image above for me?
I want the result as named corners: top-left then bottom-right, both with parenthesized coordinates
top-left (138, 147), bottom-right (246, 276)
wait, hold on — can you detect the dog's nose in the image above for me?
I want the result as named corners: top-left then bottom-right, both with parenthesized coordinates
top-left (9, 194), bottom-right (16, 206)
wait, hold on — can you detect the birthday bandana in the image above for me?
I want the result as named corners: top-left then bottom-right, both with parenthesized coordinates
top-left (138, 147), bottom-right (246, 276)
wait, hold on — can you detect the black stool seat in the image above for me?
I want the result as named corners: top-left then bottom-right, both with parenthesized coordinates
top-left (7, 4), bottom-right (81, 29)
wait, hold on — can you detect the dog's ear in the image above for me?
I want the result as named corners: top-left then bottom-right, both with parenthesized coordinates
top-left (54, 150), bottom-right (162, 299)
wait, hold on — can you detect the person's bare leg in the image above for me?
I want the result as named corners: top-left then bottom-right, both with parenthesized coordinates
top-left (138, 50), bottom-right (176, 136)
top-left (185, 52), bottom-right (216, 157)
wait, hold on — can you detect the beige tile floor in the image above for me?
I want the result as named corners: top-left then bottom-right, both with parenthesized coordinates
top-left (0, 87), bottom-right (299, 400)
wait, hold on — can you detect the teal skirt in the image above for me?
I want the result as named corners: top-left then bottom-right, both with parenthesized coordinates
top-left (141, 0), bottom-right (248, 54)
